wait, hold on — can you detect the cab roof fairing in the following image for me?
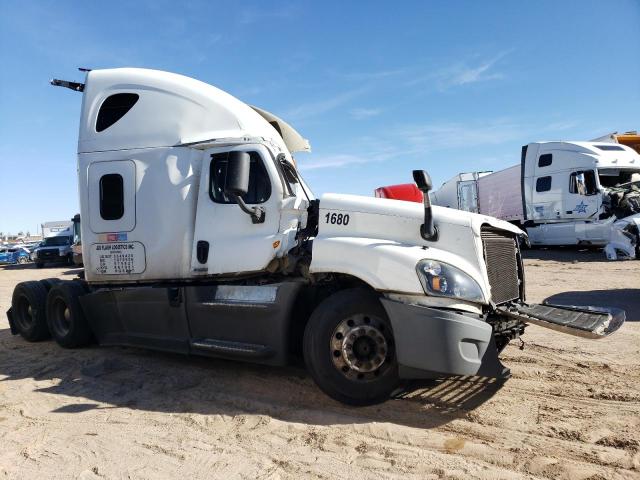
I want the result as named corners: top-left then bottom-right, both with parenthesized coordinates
top-left (77, 68), bottom-right (310, 156)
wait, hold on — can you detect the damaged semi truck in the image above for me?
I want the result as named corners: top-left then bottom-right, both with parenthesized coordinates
top-left (379, 140), bottom-right (640, 259)
top-left (6, 69), bottom-right (625, 405)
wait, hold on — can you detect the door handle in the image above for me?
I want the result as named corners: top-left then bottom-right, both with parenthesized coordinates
top-left (196, 240), bottom-right (209, 264)
top-left (167, 287), bottom-right (182, 307)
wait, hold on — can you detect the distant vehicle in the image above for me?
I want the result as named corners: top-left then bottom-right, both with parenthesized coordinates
top-left (32, 235), bottom-right (74, 267)
top-left (41, 221), bottom-right (73, 239)
top-left (0, 247), bottom-right (31, 265)
top-left (378, 141), bottom-right (640, 250)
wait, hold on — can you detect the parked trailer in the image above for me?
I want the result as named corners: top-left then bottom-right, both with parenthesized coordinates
top-left (6, 69), bottom-right (625, 406)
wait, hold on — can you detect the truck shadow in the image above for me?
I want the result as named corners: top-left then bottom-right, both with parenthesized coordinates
top-left (522, 247), bottom-right (606, 263)
top-left (0, 263), bottom-right (36, 270)
top-left (544, 288), bottom-right (640, 322)
top-left (0, 329), bottom-right (502, 429)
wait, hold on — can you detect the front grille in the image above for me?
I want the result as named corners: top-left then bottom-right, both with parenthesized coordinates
top-left (481, 226), bottom-right (521, 304)
top-left (38, 249), bottom-right (58, 259)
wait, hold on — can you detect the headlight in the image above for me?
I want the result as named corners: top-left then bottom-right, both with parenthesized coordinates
top-left (416, 259), bottom-right (484, 303)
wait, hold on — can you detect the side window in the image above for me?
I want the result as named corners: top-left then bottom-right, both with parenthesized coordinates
top-left (96, 93), bottom-right (139, 132)
top-left (569, 170), bottom-right (598, 195)
top-left (536, 176), bottom-right (552, 192)
top-left (538, 154), bottom-right (552, 167)
top-left (99, 174), bottom-right (124, 220)
top-left (209, 151), bottom-right (271, 204)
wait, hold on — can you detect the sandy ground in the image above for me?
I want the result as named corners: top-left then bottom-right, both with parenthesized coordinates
top-left (0, 250), bottom-right (639, 479)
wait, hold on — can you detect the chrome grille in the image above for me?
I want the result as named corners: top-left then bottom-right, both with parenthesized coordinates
top-left (481, 227), bottom-right (521, 304)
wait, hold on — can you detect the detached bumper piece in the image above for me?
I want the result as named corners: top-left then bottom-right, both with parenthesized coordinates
top-left (381, 299), bottom-right (509, 380)
top-left (497, 303), bottom-right (625, 339)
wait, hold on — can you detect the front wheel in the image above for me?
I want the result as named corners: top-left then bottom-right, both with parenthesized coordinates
top-left (303, 288), bottom-right (399, 406)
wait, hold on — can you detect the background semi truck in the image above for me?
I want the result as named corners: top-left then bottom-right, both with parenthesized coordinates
top-left (379, 140), bottom-right (640, 254)
top-left (6, 69), bottom-right (624, 405)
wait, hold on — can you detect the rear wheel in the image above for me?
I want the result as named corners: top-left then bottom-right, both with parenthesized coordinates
top-left (303, 288), bottom-right (399, 406)
top-left (17, 256), bottom-right (28, 265)
top-left (46, 281), bottom-right (92, 348)
top-left (11, 281), bottom-right (50, 341)
top-left (41, 278), bottom-right (62, 292)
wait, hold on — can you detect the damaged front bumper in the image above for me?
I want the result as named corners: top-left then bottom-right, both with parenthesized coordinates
top-left (604, 213), bottom-right (640, 260)
top-left (496, 302), bottom-right (625, 339)
top-left (380, 299), bottom-right (511, 380)
top-left (380, 298), bottom-right (625, 381)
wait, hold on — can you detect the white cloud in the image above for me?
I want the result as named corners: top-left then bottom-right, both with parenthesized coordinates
top-left (401, 119), bottom-right (522, 151)
top-left (238, 6), bottom-right (297, 25)
top-left (299, 154), bottom-right (375, 170)
top-left (283, 88), bottom-right (368, 121)
top-left (407, 50), bottom-right (513, 90)
top-left (349, 108), bottom-right (382, 120)
top-left (337, 68), bottom-right (409, 81)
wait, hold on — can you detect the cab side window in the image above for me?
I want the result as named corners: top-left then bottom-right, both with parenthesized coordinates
top-left (536, 176), bottom-right (552, 192)
top-left (99, 174), bottom-right (125, 220)
top-left (538, 154), bottom-right (552, 167)
top-left (569, 170), bottom-right (598, 195)
top-left (209, 151), bottom-right (271, 204)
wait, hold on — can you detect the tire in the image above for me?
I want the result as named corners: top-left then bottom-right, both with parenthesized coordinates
top-left (11, 281), bottom-right (50, 341)
top-left (17, 256), bottom-right (28, 265)
top-left (46, 281), bottom-right (92, 348)
top-left (41, 278), bottom-right (62, 292)
top-left (35, 262), bottom-right (44, 269)
top-left (303, 288), bottom-right (400, 406)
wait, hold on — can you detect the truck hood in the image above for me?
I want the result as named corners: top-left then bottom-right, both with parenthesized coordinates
top-left (311, 193), bottom-right (525, 304)
top-left (319, 193), bottom-right (525, 238)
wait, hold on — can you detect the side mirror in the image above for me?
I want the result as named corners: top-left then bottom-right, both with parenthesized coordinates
top-left (412, 170), bottom-right (438, 241)
top-left (224, 151), bottom-right (251, 197)
top-left (223, 151), bottom-right (265, 224)
top-left (413, 170), bottom-right (432, 192)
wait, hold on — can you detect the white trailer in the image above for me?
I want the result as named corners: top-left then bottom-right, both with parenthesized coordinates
top-left (432, 141), bottom-right (640, 248)
top-left (41, 221), bottom-right (72, 239)
top-left (6, 69), bottom-right (625, 406)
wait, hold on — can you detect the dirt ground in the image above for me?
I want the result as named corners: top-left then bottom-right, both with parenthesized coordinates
top-left (0, 250), bottom-right (639, 479)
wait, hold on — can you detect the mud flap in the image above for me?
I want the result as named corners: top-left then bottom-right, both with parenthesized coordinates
top-left (497, 302), bottom-right (625, 339)
top-left (6, 307), bottom-right (18, 335)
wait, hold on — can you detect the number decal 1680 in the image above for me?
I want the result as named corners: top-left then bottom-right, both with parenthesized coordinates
top-left (325, 212), bottom-right (350, 226)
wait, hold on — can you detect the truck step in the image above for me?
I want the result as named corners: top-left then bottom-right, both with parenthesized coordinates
top-left (497, 302), bottom-right (625, 339)
top-left (190, 338), bottom-right (274, 358)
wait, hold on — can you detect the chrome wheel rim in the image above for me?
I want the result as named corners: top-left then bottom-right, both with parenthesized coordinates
top-left (330, 314), bottom-right (393, 381)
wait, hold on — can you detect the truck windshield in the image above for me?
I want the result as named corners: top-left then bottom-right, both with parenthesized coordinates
top-left (598, 168), bottom-right (640, 188)
top-left (42, 236), bottom-right (71, 247)
top-left (279, 157), bottom-right (315, 200)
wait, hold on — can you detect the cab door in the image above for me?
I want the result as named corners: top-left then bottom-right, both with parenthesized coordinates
top-left (562, 170), bottom-right (600, 220)
top-left (190, 144), bottom-right (283, 276)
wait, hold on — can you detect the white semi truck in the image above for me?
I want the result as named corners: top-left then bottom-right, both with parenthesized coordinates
top-left (6, 69), bottom-right (625, 405)
top-left (431, 141), bottom-right (640, 250)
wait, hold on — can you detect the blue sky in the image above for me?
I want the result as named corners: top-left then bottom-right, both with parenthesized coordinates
top-left (1, 0), bottom-right (639, 234)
